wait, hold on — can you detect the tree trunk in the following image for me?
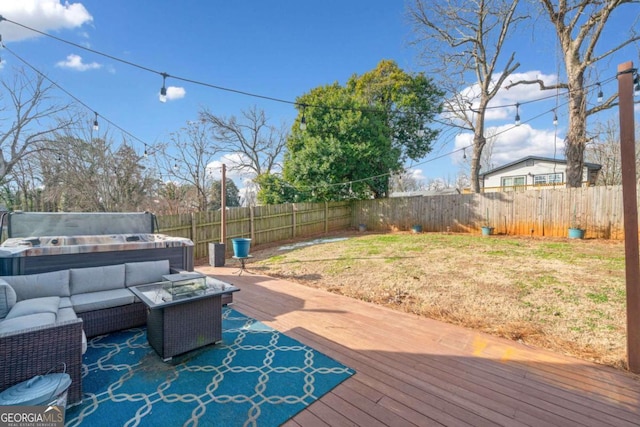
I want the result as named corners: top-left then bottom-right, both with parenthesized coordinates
top-left (564, 65), bottom-right (587, 188)
top-left (471, 109), bottom-right (487, 193)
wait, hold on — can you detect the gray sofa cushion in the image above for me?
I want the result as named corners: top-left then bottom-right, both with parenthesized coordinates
top-left (125, 260), bottom-right (170, 287)
top-left (57, 307), bottom-right (79, 323)
top-left (0, 313), bottom-right (56, 334)
top-left (59, 297), bottom-right (73, 309)
top-left (71, 289), bottom-right (135, 313)
top-left (70, 264), bottom-right (126, 294)
top-left (0, 280), bottom-right (17, 319)
top-left (1, 270), bottom-right (71, 300)
top-left (5, 297), bottom-right (60, 319)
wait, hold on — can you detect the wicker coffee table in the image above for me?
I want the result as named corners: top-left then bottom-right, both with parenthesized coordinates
top-left (130, 274), bottom-right (239, 361)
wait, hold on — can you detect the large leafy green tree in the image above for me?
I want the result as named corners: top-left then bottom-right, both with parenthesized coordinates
top-left (281, 60), bottom-right (442, 201)
top-left (256, 173), bottom-right (305, 205)
top-left (208, 179), bottom-right (241, 210)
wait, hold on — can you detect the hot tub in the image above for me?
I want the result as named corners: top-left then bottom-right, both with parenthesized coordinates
top-left (0, 213), bottom-right (194, 275)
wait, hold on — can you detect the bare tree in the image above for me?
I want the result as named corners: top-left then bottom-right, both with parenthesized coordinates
top-left (585, 118), bottom-right (640, 187)
top-left (506, 0), bottom-right (640, 187)
top-left (199, 105), bottom-right (287, 177)
top-left (7, 153), bottom-right (43, 211)
top-left (0, 68), bottom-right (75, 183)
top-left (38, 120), bottom-right (156, 212)
top-left (408, 0), bottom-right (526, 193)
top-left (389, 170), bottom-right (426, 193)
top-left (154, 181), bottom-right (191, 216)
top-left (155, 120), bottom-right (220, 212)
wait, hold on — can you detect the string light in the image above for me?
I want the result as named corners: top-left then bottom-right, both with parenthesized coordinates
top-left (463, 147), bottom-right (467, 160)
top-left (0, 16), bottom-right (620, 129)
top-left (93, 112), bottom-right (99, 131)
top-left (553, 109), bottom-right (558, 126)
top-left (159, 73), bottom-right (168, 103)
top-left (299, 105), bottom-right (307, 130)
top-left (1, 16), bottom-right (629, 197)
top-left (596, 82), bottom-right (603, 103)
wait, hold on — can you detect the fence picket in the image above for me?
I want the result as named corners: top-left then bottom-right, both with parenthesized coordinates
top-left (154, 186), bottom-right (630, 260)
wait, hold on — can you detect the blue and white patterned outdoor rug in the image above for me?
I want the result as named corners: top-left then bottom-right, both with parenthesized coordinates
top-left (65, 308), bottom-right (354, 426)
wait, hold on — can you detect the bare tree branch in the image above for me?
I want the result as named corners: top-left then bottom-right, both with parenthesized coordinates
top-left (408, 0), bottom-right (526, 192)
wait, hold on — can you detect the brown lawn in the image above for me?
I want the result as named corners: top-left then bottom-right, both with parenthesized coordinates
top-left (240, 231), bottom-right (629, 370)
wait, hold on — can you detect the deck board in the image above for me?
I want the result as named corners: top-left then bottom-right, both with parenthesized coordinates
top-left (197, 265), bottom-right (640, 426)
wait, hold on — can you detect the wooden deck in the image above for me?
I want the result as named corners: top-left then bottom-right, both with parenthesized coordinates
top-left (196, 264), bottom-right (640, 427)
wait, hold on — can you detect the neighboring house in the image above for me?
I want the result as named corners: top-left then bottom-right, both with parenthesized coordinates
top-left (480, 156), bottom-right (601, 192)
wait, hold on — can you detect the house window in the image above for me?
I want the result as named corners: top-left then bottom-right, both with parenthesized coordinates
top-left (501, 176), bottom-right (525, 190)
top-left (533, 173), bottom-right (563, 185)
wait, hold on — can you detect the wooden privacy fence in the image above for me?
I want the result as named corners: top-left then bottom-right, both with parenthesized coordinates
top-left (352, 185), bottom-right (626, 239)
top-left (156, 201), bottom-right (352, 260)
top-left (155, 185), bottom-right (629, 261)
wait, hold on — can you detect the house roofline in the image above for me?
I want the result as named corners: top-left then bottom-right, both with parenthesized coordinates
top-left (480, 155), bottom-right (601, 177)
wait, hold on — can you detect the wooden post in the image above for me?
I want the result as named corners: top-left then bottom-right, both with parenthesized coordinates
top-left (325, 201), bottom-right (329, 233)
top-left (220, 164), bottom-right (227, 245)
top-left (250, 206), bottom-right (255, 241)
top-left (190, 211), bottom-right (197, 248)
top-left (292, 203), bottom-right (297, 238)
top-left (617, 61), bottom-right (640, 373)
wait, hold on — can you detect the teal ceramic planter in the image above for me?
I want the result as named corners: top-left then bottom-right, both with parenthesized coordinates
top-left (568, 228), bottom-right (585, 239)
top-left (411, 224), bottom-right (423, 233)
top-left (232, 238), bottom-right (251, 258)
top-left (481, 226), bottom-right (494, 236)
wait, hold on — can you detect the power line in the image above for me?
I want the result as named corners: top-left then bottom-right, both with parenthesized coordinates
top-left (2, 43), bottom-right (152, 149)
top-left (0, 16), bottom-right (631, 196)
top-left (0, 16), bottom-right (618, 117)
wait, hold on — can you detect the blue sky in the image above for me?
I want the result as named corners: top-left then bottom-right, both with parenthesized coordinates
top-left (0, 0), bottom-right (638, 190)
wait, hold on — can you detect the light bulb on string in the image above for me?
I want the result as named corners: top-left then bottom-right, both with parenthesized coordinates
top-left (463, 147), bottom-right (467, 160)
top-left (514, 103), bottom-right (521, 126)
top-left (553, 109), bottom-right (558, 126)
top-left (92, 112), bottom-right (99, 131)
top-left (159, 73), bottom-right (168, 103)
top-left (597, 82), bottom-right (603, 103)
top-left (299, 104), bottom-right (307, 130)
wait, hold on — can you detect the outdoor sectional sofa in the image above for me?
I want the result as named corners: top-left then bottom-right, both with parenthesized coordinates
top-left (0, 259), bottom-right (174, 405)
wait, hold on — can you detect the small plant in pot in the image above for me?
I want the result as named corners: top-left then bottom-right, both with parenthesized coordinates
top-left (481, 208), bottom-right (494, 236)
top-left (568, 207), bottom-right (585, 239)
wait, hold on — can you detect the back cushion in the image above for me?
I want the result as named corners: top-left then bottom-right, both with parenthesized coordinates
top-left (0, 281), bottom-right (17, 319)
top-left (125, 260), bottom-right (170, 287)
top-left (70, 264), bottom-right (126, 294)
top-left (1, 270), bottom-right (70, 301)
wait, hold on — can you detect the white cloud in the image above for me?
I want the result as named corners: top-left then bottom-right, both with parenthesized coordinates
top-left (454, 123), bottom-right (563, 168)
top-left (55, 53), bottom-right (101, 71)
top-left (208, 154), bottom-right (255, 181)
top-left (165, 86), bottom-right (186, 101)
top-left (0, 0), bottom-right (93, 42)
top-left (406, 168), bottom-right (425, 182)
top-left (446, 70), bottom-right (559, 124)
